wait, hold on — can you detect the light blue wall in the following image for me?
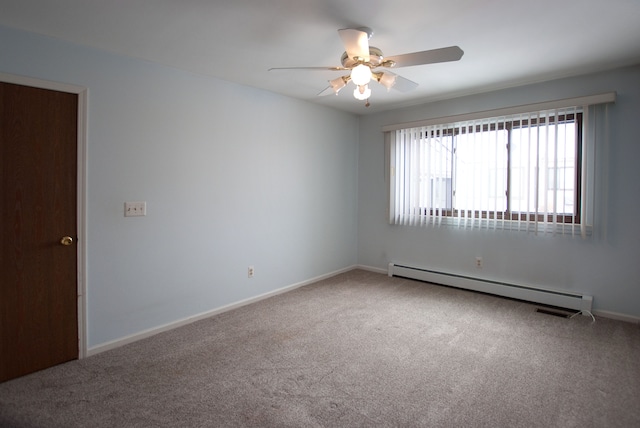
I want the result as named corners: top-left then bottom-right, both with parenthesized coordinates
top-left (0, 26), bottom-right (359, 348)
top-left (3, 22), bottom-right (638, 351)
top-left (358, 65), bottom-right (640, 318)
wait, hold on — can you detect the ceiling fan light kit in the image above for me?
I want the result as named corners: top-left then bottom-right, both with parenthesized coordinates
top-left (270, 27), bottom-right (464, 107)
top-left (329, 76), bottom-right (348, 94)
top-left (350, 64), bottom-right (372, 86)
top-left (353, 85), bottom-right (371, 100)
top-left (375, 71), bottom-right (397, 91)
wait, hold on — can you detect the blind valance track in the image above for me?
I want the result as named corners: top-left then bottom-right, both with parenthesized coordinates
top-left (382, 92), bottom-right (616, 132)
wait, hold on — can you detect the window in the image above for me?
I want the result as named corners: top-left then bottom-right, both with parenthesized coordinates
top-left (386, 93), bottom-right (616, 236)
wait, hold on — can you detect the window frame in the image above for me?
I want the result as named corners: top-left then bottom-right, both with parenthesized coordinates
top-left (415, 112), bottom-right (582, 224)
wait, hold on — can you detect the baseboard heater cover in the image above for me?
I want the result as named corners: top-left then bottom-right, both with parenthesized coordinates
top-left (388, 263), bottom-right (593, 313)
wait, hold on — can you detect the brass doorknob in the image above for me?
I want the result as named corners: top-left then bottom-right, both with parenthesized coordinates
top-left (60, 236), bottom-right (73, 246)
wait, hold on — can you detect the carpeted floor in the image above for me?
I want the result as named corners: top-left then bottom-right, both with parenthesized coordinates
top-left (1, 269), bottom-right (639, 427)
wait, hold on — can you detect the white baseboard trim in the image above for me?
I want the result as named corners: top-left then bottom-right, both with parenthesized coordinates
top-left (593, 310), bottom-right (640, 324)
top-left (355, 264), bottom-right (388, 275)
top-left (86, 265), bottom-right (356, 357)
top-left (86, 265), bottom-right (639, 356)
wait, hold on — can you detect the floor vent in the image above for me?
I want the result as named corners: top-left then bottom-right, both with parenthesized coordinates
top-left (535, 308), bottom-right (575, 318)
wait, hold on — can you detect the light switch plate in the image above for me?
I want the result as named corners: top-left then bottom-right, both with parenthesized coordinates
top-left (124, 201), bottom-right (146, 217)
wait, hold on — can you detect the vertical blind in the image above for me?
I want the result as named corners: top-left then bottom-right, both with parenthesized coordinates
top-left (387, 93), bottom-right (615, 237)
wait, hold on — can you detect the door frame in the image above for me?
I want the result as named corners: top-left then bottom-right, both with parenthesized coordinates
top-left (1, 72), bottom-right (88, 359)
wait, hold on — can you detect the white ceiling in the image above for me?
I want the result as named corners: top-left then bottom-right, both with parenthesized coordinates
top-left (2, 0), bottom-right (640, 115)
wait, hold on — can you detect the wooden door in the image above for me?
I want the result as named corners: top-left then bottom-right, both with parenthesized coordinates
top-left (1, 82), bottom-right (78, 382)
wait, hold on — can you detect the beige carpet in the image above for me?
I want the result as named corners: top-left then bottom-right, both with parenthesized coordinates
top-left (1, 269), bottom-right (639, 427)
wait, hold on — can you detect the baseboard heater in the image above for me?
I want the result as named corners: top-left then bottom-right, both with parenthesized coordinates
top-left (388, 263), bottom-right (593, 313)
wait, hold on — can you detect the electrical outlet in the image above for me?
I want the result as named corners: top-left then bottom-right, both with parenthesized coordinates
top-left (475, 257), bottom-right (483, 268)
top-left (124, 201), bottom-right (146, 217)
top-left (248, 266), bottom-right (254, 278)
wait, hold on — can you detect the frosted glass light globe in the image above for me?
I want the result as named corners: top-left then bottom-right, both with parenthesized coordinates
top-left (353, 85), bottom-right (371, 100)
top-left (350, 64), bottom-right (372, 86)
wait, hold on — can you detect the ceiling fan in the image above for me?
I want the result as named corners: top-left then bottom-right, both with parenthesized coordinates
top-left (269, 27), bottom-right (464, 107)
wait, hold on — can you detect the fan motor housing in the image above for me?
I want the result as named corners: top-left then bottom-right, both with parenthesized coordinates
top-left (341, 47), bottom-right (384, 69)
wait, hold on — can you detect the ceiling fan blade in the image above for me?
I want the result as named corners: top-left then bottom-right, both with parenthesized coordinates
top-left (385, 46), bottom-right (464, 68)
top-left (317, 86), bottom-right (336, 97)
top-left (268, 66), bottom-right (348, 71)
top-left (390, 74), bottom-right (419, 93)
top-left (338, 28), bottom-right (370, 62)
